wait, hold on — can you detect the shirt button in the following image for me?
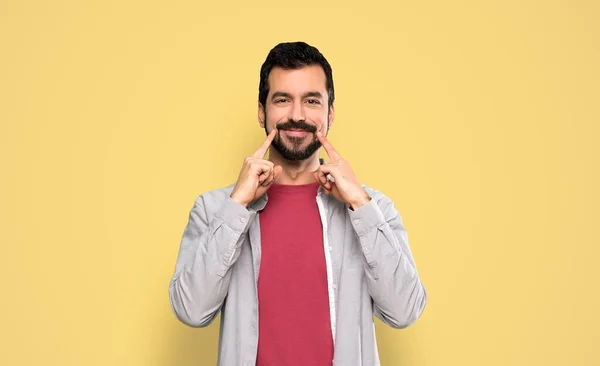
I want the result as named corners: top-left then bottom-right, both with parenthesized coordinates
top-left (333, 284), bottom-right (337, 290)
top-left (240, 217), bottom-right (246, 223)
top-left (328, 246), bottom-right (332, 251)
top-left (353, 219), bottom-right (359, 225)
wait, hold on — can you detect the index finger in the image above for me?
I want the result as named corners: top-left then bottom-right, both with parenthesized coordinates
top-left (252, 128), bottom-right (277, 158)
top-left (316, 132), bottom-right (341, 161)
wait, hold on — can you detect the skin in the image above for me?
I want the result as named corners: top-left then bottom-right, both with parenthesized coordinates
top-left (230, 65), bottom-right (370, 210)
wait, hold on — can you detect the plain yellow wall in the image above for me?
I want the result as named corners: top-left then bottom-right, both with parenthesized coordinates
top-left (1, 0), bottom-right (599, 365)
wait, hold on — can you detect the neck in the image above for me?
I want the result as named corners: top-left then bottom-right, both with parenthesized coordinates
top-left (268, 147), bottom-right (320, 185)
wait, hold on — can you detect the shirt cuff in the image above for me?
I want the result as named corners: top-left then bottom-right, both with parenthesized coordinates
top-left (348, 197), bottom-right (386, 237)
top-left (217, 196), bottom-right (256, 233)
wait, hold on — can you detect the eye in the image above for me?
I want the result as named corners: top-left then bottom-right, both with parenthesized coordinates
top-left (306, 99), bottom-right (321, 105)
top-left (274, 98), bottom-right (288, 104)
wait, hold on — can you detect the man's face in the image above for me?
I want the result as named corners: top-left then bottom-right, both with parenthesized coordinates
top-left (259, 65), bottom-right (334, 161)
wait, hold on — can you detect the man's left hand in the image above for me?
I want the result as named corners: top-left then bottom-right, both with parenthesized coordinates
top-left (313, 131), bottom-right (371, 210)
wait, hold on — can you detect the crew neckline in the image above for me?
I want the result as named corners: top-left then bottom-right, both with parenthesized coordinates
top-left (268, 182), bottom-right (320, 194)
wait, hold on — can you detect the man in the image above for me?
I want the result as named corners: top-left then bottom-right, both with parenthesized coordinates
top-left (169, 41), bottom-right (427, 366)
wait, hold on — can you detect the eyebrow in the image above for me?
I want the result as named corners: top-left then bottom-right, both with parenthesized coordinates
top-left (303, 91), bottom-right (323, 99)
top-left (271, 91), bottom-right (324, 100)
top-left (271, 91), bottom-right (293, 100)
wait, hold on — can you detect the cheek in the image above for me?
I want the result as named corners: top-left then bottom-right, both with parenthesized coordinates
top-left (266, 108), bottom-right (287, 125)
top-left (306, 109), bottom-right (328, 127)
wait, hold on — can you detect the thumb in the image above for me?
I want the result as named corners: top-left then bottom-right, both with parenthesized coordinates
top-left (312, 170), bottom-right (320, 183)
top-left (273, 165), bottom-right (283, 182)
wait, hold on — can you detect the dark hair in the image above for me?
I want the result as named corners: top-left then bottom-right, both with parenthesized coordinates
top-left (259, 42), bottom-right (334, 108)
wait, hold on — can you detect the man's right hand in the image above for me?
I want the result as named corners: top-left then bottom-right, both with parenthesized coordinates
top-left (230, 128), bottom-right (283, 207)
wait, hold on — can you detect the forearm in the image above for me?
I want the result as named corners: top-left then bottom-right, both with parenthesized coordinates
top-left (349, 197), bottom-right (427, 329)
top-left (169, 196), bottom-right (255, 327)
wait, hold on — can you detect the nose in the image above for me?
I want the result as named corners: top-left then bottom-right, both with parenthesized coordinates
top-left (289, 100), bottom-right (305, 122)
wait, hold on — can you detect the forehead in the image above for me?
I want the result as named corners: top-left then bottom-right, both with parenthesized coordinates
top-left (267, 65), bottom-right (327, 95)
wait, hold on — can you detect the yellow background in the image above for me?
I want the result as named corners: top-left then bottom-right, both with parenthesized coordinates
top-left (1, 0), bottom-right (599, 365)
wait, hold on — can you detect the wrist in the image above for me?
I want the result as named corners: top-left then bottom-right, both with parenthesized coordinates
top-left (349, 191), bottom-right (371, 210)
top-left (230, 192), bottom-right (249, 208)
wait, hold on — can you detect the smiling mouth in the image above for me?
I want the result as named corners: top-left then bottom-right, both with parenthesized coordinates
top-left (280, 129), bottom-right (312, 138)
top-left (285, 129), bottom-right (310, 132)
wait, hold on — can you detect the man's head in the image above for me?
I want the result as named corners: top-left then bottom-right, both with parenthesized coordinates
top-left (258, 42), bottom-right (335, 161)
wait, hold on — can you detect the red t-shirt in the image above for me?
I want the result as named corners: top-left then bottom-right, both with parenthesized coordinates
top-left (256, 182), bottom-right (334, 366)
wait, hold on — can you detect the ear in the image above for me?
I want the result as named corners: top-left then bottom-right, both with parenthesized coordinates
top-left (258, 101), bottom-right (266, 128)
top-left (327, 104), bottom-right (335, 130)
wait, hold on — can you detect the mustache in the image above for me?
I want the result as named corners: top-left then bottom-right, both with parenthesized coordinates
top-left (276, 120), bottom-right (317, 133)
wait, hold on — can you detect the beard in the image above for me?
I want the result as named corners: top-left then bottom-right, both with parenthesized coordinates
top-left (264, 115), bottom-right (326, 161)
